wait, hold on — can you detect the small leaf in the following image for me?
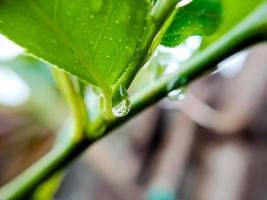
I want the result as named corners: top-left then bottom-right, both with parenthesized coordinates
top-left (161, 0), bottom-right (223, 47)
top-left (0, 0), bottom-right (151, 92)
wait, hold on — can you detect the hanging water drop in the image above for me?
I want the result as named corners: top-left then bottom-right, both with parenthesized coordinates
top-left (112, 84), bottom-right (131, 117)
top-left (168, 87), bottom-right (187, 101)
top-left (112, 99), bottom-right (131, 117)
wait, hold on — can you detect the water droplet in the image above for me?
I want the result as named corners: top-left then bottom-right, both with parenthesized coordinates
top-left (112, 84), bottom-right (131, 117)
top-left (90, 14), bottom-right (95, 19)
top-left (51, 40), bottom-right (58, 47)
top-left (92, 86), bottom-right (103, 97)
top-left (167, 87), bottom-right (187, 101)
top-left (88, 0), bottom-right (103, 13)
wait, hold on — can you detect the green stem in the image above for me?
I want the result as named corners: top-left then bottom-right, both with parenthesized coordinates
top-left (116, 0), bottom-right (181, 90)
top-left (52, 69), bottom-right (87, 141)
top-left (150, 0), bottom-right (180, 27)
top-left (0, 70), bottom-right (88, 199)
top-left (112, 0), bottom-right (180, 103)
top-left (1, 2), bottom-right (267, 199)
top-left (102, 88), bottom-right (114, 120)
top-left (0, 139), bottom-right (90, 199)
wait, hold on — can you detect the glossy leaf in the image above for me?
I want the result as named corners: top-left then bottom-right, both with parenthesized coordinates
top-left (0, 0), bottom-right (151, 92)
top-left (161, 0), bottom-right (223, 47)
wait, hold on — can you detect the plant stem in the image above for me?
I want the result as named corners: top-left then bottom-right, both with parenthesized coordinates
top-left (116, 0), bottom-right (181, 91)
top-left (0, 139), bottom-right (90, 199)
top-left (0, 70), bottom-right (88, 199)
top-left (52, 69), bottom-right (87, 141)
top-left (102, 88), bottom-right (114, 120)
top-left (1, 2), bottom-right (267, 199)
top-left (150, 0), bottom-right (180, 27)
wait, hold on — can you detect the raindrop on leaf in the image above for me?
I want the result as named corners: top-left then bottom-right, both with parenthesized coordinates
top-left (168, 87), bottom-right (187, 101)
top-left (112, 84), bottom-right (131, 117)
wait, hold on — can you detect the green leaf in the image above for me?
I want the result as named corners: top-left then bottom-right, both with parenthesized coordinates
top-left (0, 0), bottom-right (151, 92)
top-left (161, 0), bottom-right (223, 47)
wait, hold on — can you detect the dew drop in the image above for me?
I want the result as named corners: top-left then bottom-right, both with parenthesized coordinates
top-left (88, 0), bottom-right (103, 13)
top-left (167, 87), bottom-right (187, 101)
top-left (112, 84), bottom-right (131, 117)
top-left (51, 40), bottom-right (58, 47)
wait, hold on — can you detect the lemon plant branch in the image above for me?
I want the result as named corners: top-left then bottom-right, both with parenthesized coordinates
top-left (1, 2), bottom-right (267, 199)
top-left (120, 0), bottom-right (181, 90)
top-left (52, 69), bottom-right (87, 141)
top-left (0, 69), bottom-right (89, 199)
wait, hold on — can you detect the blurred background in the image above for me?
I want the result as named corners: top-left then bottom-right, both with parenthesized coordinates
top-left (1, 32), bottom-right (267, 200)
